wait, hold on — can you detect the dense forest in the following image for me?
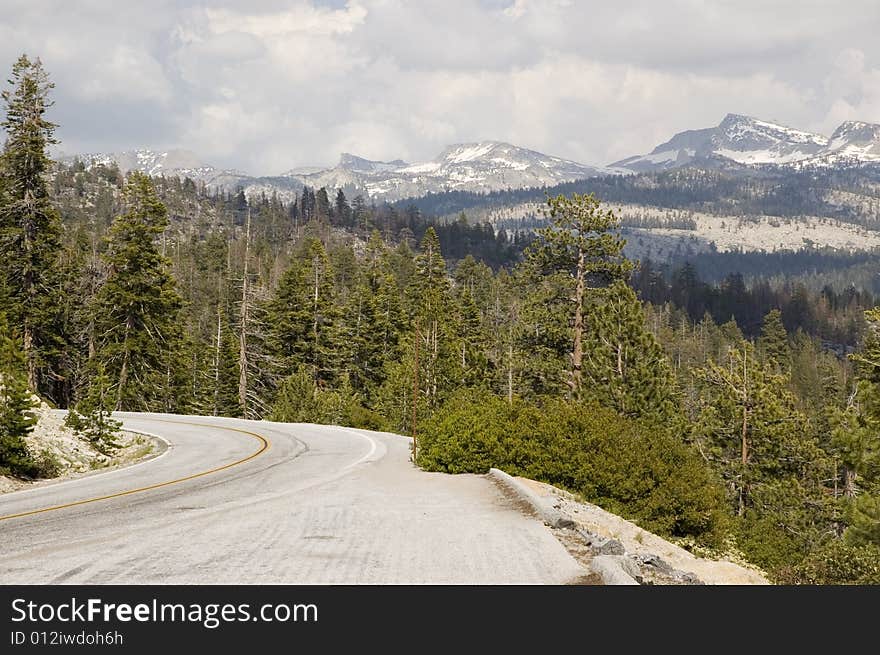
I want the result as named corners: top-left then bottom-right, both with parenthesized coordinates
top-left (2, 56), bottom-right (880, 584)
top-left (398, 163), bottom-right (880, 230)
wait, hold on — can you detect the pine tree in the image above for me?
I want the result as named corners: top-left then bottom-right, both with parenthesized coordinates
top-left (352, 194), bottom-right (369, 236)
top-left (524, 193), bottom-right (633, 399)
top-left (695, 343), bottom-right (827, 515)
top-left (300, 187), bottom-right (315, 222)
top-left (267, 238), bottom-right (339, 384)
top-left (340, 252), bottom-right (406, 401)
top-left (845, 494), bottom-right (880, 547)
top-left (0, 55), bottom-right (64, 395)
top-left (408, 227), bottom-right (457, 407)
top-left (334, 189), bottom-right (351, 227)
top-left (65, 361), bottom-right (121, 455)
top-left (829, 307), bottom-right (880, 497)
top-left (694, 342), bottom-right (833, 570)
top-left (214, 316), bottom-right (243, 417)
top-left (271, 365), bottom-right (360, 426)
top-left (454, 287), bottom-right (487, 388)
top-left (758, 309), bottom-right (789, 370)
top-left (0, 302), bottom-right (38, 476)
top-left (582, 279), bottom-right (678, 420)
top-left (376, 228), bottom-right (459, 433)
top-left (315, 187), bottom-right (331, 221)
top-left (92, 173), bottom-right (183, 410)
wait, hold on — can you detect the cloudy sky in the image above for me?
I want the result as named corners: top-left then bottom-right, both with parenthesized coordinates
top-left (3, 0), bottom-right (880, 174)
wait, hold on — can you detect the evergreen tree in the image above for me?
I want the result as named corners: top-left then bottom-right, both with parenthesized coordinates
top-left (214, 317), bottom-right (243, 417)
top-left (376, 228), bottom-right (458, 433)
top-left (340, 246), bottom-right (406, 401)
top-left (0, 54), bottom-right (64, 395)
top-left (0, 303), bottom-right (38, 476)
top-left (454, 287), bottom-right (488, 388)
top-left (334, 189), bottom-right (351, 227)
top-left (695, 343), bottom-right (825, 514)
top-left (694, 342), bottom-right (832, 570)
top-left (524, 193), bottom-right (633, 398)
top-left (92, 173), bottom-right (183, 410)
top-left (315, 187), bottom-right (331, 221)
top-left (65, 361), bottom-right (121, 455)
top-left (831, 307), bottom-right (880, 497)
top-left (352, 194), bottom-right (369, 235)
top-left (267, 238), bottom-right (339, 384)
top-left (582, 279), bottom-right (678, 420)
top-left (300, 187), bottom-right (315, 222)
top-left (845, 494), bottom-right (880, 547)
top-left (408, 227), bottom-right (458, 408)
top-left (758, 309), bottom-right (790, 369)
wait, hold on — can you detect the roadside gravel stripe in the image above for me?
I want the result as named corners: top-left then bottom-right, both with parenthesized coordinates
top-left (488, 468), bottom-right (640, 585)
top-left (487, 468), bottom-right (575, 529)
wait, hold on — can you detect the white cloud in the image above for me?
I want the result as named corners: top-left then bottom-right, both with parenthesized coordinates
top-left (1, 0), bottom-right (878, 173)
top-left (817, 48), bottom-right (880, 133)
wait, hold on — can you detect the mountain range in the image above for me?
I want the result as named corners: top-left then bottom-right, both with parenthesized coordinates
top-left (613, 114), bottom-right (880, 173)
top-left (65, 115), bottom-right (880, 202)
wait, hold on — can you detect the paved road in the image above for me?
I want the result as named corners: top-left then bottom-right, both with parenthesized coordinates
top-left (0, 413), bottom-right (585, 583)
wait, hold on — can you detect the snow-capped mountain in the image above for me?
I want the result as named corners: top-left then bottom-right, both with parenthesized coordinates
top-left (66, 141), bottom-right (612, 202)
top-left (68, 148), bottom-right (218, 178)
top-left (68, 120), bottom-right (880, 205)
top-left (287, 141), bottom-right (616, 200)
top-left (795, 121), bottom-right (880, 168)
top-left (613, 114), bottom-right (829, 172)
top-left (614, 114), bottom-right (880, 173)
top-left (63, 148), bottom-right (303, 201)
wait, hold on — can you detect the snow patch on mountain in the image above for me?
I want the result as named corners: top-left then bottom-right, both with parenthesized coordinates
top-left (614, 114), bottom-right (829, 172)
top-left (615, 114), bottom-right (880, 173)
top-left (282, 141), bottom-right (618, 200)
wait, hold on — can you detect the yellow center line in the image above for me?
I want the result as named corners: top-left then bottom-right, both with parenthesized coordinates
top-left (0, 418), bottom-right (270, 522)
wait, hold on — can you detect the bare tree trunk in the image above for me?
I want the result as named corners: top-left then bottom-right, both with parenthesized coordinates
top-left (214, 305), bottom-right (222, 416)
top-left (739, 353), bottom-right (749, 516)
top-left (313, 256), bottom-right (319, 381)
top-left (117, 317), bottom-right (133, 410)
top-left (22, 190), bottom-right (37, 391)
top-left (844, 467), bottom-right (857, 498)
top-left (507, 340), bottom-right (514, 405)
top-left (570, 250), bottom-right (585, 398)
top-left (87, 321), bottom-right (96, 360)
top-left (412, 323), bottom-right (420, 460)
top-left (239, 210), bottom-right (251, 415)
top-left (431, 319), bottom-right (438, 399)
top-left (24, 324), bottom-right (36, 390)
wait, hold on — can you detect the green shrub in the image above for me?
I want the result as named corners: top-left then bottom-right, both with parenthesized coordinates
top-left (736, 512), bottom-right (810, 576)
top-left (418, 389), bottom-right (729, 546)
top-left (777, 540), bottom-right (880, 585)
top-left (416, 389), bottom-right (513, 473)
top-left (271, 367), bottom-right (388, 432)
top-left (346, 405), bottom-right (388, 431)
top-left (33, 449), bottom-right (60, 478)
top-left (845, 493), bottom-right (880, 548)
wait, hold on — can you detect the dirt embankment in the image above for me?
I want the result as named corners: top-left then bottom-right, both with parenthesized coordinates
top-left (0, 399), bottom-right (161, 494)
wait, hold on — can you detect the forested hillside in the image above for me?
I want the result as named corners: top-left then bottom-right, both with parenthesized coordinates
top-left (401, 165), bottom-right (880, 229)
top-left (3, 56), bottom-right (880, 584)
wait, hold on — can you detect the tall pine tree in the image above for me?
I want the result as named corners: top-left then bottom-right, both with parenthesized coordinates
top-left (0, 55), bottom-right (63, 396)
top-left (523, 193), bottom-right (633, 399)
top-left (0, 298), bottom-right (38, 477)
top-left (267, 238), bottom-right (339, 385)
top-left (583, 279), bottom-right (678, 420)
top-left (92, 173), bottom-right (183, 410)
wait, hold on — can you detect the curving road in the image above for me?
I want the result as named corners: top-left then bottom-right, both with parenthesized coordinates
top-left (0, 413), bottom-right (585, 584)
